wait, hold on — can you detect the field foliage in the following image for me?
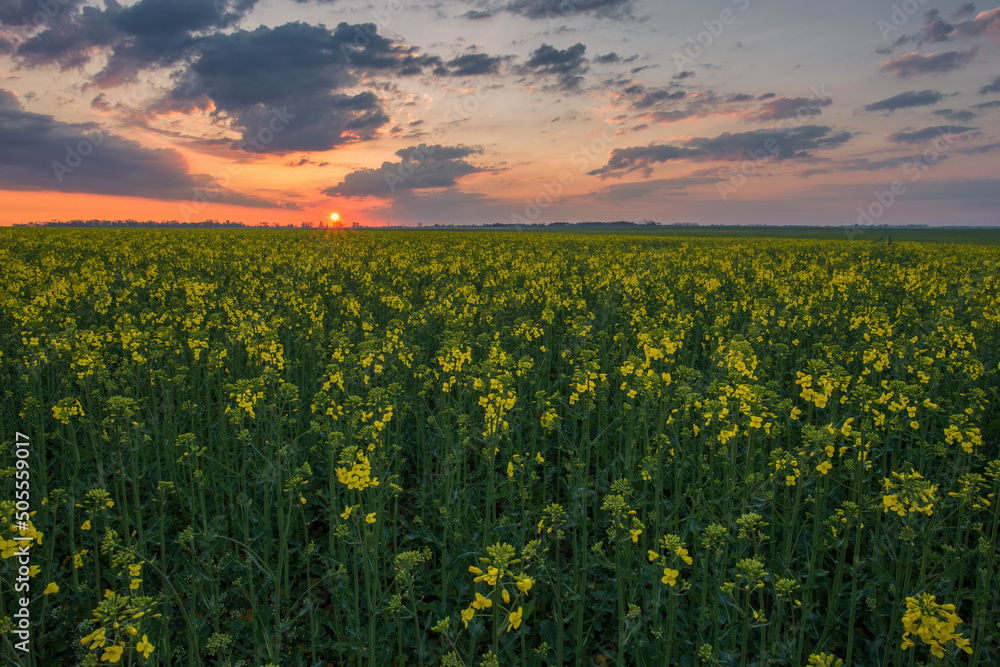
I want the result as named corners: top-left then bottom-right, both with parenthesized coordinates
top-left (0, 229), bottom-right (998, 667)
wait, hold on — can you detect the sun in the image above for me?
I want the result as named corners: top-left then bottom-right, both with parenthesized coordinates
top-left (330, 213), bottom-right (340, 221)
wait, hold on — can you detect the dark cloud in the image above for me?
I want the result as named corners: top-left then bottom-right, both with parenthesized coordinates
top-left (160, 21), bottom-right (444, 153)
top-left (952, 7), bottom-right (1000, 39)
top-left (324, 144), bottom-right (487, 197)
top-left (796, 155), bottom-right (948, 178)
top-left (633, 88), bottom-right (685, 108)
top-left (10, 0), bottom-right (258, 85)
top-left (919, 9), bottom-right (954, 43)
top-left (505, 0), bottom-right (633, 20)
top-left (462, 10), bottom-right (493, 19)
top-left (620, 89), bottom-right (761, 126)
top-left (980, 75), bottom-right (1000, 94)
top-left (285, 156), bottom-right (330, 167)
top-left (589, 125), bottom-right (855, 178)
top-left (673, 70), bottom-right (695, 80)
top-left (0, 0), bottom-right (86, 27)
top-left (436, 52), bottom-right (504, 76)
top-left (14, 4), bottom-right (122, 71)
top-left (880, 50), bottom-right (978, 77)
top-left (0, 88), bottom-right (288, 207)
top-left (863, 89), bottom-right (944, 112)
top-left (932, 108), bottom-right (975, 122)
top-left (971, 100), bottom-right (1000, 109)
top-left (953, 3), bottom-right (976, 19)
top-left (876, 34), bottom-right (916, 55)
top-left (595, 52), bottom-right (621, 63)
top-left (885, 125), bottom-right (977, 143)
top-left (743, 96), bottom-right (832, 122)
top-left (524, 43), bottom-right (588, 90)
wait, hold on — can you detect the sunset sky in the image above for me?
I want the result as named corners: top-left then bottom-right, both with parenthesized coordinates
top-left (1, 0), bottom-right (998, 226)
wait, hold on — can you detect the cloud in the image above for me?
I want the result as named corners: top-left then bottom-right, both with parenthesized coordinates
top-left (931, 108), bottom-right (975, 122)
top-left (0, 88), bottom-right (288, 207)
top-left (743, 96), bottom-right (832, 122)
top-left (505, 0), bottom-right (633, 20)
top-left (10, 0), bottom-right (259, 85)
top-left (589, 125), bottom-right (855, 177)
top-left (323, 144), bottom-right (488, 197)
top-left (462, 10), bottom-right (493, 19)
top-left (972, 100), bottom-right (1000, 109)
top-left (880, 50), bottom-right (977, 77)
top-left (160, 21), bottom-right (445, 153)
top-left (919, 9), bottom-right (954, 43)
top-left (956, 141), bottom-right (1000, 155)
top-left (632, 87), bottom-right (685, 108)
top-left (594, 171), bottom-right (727, 200)
top-left (524, 43), bottom-right (588, 90)
top-left (595, 52), bottom-right (621, 64)
top-left (953, 3), bottom-right (977, 19)
top-left (796, 155), bottom-right (949, 178)
top-left (672, 70), bottom-right (695, 80)
top-left (863, 89), bottom-right (944, 112)
top-left (436, 52), bottom-right (504, 76)
top-left (980, 75), bottom-right (1000, 94)
top-left (885, 125), bottom-right (977, 143)
top-left (952, 7), bottom-right (1000, 39)
top-left (911, 7), bottom-right (1000, 44)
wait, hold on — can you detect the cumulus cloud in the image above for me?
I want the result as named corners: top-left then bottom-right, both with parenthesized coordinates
top-left (323, 144), bottom-right (488, 197)
top-left (743, 96), bottom-right (832, 122)
top-left (880, 50), bottom-right (977, 77)
top-left (159, 21), bottom-right (447, 153)
top-left (863, 89), bottom-right (944, 112)
top-left (524, 43), bottom-right (588, 90)
top-left (8, 0), bottom-right (259, 85)
top-left (885, 125), bottom-right (977, 143)
top-left (588, 125), bottom-right (855, 177)
top-left (0, 88), bottom-right (289, 207)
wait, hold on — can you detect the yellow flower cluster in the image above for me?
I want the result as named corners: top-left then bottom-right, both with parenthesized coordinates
top-left (900, 593), bottom-right (971, 658)
top-left (335, 449), bottom-right (379, 491)
top-left (883, 469), bottom-right (937, 517)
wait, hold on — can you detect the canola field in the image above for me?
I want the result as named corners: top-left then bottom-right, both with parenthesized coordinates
top-left (0, 228), bottom-right (998, 667)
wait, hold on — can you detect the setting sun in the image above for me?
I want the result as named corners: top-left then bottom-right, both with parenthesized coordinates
top-left (330, 213), bottom-right (339, 221)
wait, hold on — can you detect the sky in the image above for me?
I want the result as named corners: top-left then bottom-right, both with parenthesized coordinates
top-left (1, 0), bottom-right (998, 227)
